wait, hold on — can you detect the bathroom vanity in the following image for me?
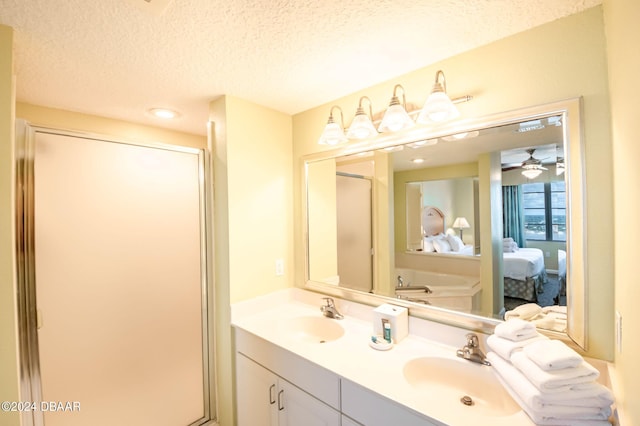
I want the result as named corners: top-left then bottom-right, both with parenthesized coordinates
top-left (230, 289), bottom-right (600, 426)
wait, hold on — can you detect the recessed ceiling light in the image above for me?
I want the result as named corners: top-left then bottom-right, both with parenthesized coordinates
top-left (411, 158), bottom-right (425, 164)
top-left (149, 108), bottom-right (180, 119)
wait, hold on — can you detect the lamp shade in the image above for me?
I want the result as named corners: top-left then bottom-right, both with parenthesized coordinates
top-left (417, 90), bottom-right (459, 123)
top-left (347, 111), bottom-right (378, 139)
top-left (417, 70), bottom-right (460, 123)
top-left (452, 217), bottom-right (470, 229)
top-left (318, 121), bottom-right (348, 145)
top-left (318, 106), bottom-right (348, 145)
top-left (378, 102), bottom-right (414, 133)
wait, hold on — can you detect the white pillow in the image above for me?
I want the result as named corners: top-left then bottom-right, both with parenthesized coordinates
top-left (447, 234), bottom-right (465, 252)
top-left (423, 238), bottom-right (436, 252)
top-left (433, 238), bottom-right (452, 253)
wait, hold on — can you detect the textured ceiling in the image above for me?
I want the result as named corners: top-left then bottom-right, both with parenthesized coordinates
top-left (1, 0), bottom-right (600, 136)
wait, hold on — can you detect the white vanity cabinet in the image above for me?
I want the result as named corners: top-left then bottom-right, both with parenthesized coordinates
top-left (341, 379), bottom-right (441, 426)
top-left (236, 353), bottom-right (340, 426)
top-left (235, 328), bottom-right (341, 426)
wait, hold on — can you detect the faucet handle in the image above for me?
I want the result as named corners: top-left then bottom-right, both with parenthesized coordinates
top-left (466, 333), bottom-right (479, 348)
top-left (322, 297), bottom-right (335, 308)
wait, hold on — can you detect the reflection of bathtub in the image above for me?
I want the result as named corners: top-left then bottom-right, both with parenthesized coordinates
top-left (395, 268), bottom-right (481, 312)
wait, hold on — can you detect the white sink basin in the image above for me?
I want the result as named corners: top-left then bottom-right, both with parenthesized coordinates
top-left (280, 316), bottom-right (345, 343)
top-left (403, 357), bottom-right (520, 417)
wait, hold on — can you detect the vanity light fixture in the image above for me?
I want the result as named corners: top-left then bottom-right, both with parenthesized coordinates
top-left (378, 84), bottom-right (415, 133)
top-left (346, 96), bottom-right (378, 139)
top-left (149, 108), bottom-right (179, 119)
top-left (417, 70), bottom-right (460, 123)
top-left (452, 217), bottom-right (470, 239)
top-left (318, 106), bottom-right (348, 145)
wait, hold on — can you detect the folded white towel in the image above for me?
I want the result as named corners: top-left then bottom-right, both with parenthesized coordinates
top-left (503, 237), bottom-right (515, 243)
top-left (487, 352), bottom-right (613, 409)
top-left (504, 303), bottom-right (543, 321)
top-left (524, 339), bottom-right (584, 371)
top-left (511, 351), bottom-right (600, 392)
top-left (488, 352), bottom-right (613, 425)
top-left (494, 318), bottom-right (539, 341)
top-left (487, 334), bottom-right (548, 361)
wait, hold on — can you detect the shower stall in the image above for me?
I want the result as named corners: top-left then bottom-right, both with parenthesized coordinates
top-left (15, 121), bottom-right (216, 426)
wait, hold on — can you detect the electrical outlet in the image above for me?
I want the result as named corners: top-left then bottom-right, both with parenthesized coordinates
top-left (275, 259), bottom-right (284, 276)
top-left (615, 311), bottom-right (623, 353)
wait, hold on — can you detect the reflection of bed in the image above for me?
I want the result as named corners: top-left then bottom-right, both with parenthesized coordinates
top-left (503, 248), bottom-right (550, 302)
top-left (558, 249), bottom-right (567, 296)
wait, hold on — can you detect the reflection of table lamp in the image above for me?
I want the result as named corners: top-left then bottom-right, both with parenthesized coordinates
top-left (452, 217), bottom-right (470, 239)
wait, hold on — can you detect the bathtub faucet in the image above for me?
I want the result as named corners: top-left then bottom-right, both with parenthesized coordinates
top-left (456, 333), bottom-right (491, 366)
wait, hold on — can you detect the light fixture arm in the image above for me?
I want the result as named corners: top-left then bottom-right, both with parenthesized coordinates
top-left (433, 70), bottom-right (447, 93)
top-left (356, 96), bottom-right (374, 120)
top-left (327, 105), bottom-right (345, 128)
top-left (390, 84), bottom-right (407, 108)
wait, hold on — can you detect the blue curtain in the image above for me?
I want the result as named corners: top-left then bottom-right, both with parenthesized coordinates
top-left (502, 185), bottom-right (525, 247)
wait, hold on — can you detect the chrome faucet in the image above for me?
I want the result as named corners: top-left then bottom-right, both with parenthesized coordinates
top-left (320, 297), bottom-right (343, 320)
top-left (397, 275), bottom-right (404, 288)
top-left (456, 333), bottom-right (491, 366)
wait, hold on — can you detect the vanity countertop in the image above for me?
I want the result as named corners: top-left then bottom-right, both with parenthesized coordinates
top-left (231, 288), bottom-right (545, 426)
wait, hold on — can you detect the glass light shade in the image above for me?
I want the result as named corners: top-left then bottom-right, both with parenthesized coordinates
top-left (346, 113), bottom-right (378, 139)
top-left (417, 91), bottom-right (460, 123)
top-left (318, 121), bottom-right (348, 145)
top-left (522, 168), bottom-right (543, 179)
top-left (378, 104), bottom-right (414, 133)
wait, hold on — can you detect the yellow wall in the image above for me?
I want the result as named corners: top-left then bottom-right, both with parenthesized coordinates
top-left (0, 24), bottom-right (19, 426)
top-left (209, 95), bottom-right (293, 425)
top-left (603, 0), bottom-right (640, 423)
top-left (293, 6), bottom-right (613, 359)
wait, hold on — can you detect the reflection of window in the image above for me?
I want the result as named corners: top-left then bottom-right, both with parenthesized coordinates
top-left (522, 182), bottom-right (566, 241)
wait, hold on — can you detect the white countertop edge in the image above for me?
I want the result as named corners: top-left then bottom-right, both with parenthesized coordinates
top-left (231, 288), bottom-right (614, 426)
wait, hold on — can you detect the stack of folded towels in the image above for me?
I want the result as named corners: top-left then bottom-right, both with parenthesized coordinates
top-left (504, 303), bottom-right (568, 332)
top-left (503, 237), bottom-right (519, 253)
top-left (487, 318), bottom-right (614, 425)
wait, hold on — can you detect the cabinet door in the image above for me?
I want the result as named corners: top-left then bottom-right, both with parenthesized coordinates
top-left (278, 379), bottom-right (340, 426)
top-left (342, 380), bottom-right (439, 426)
top-left (236, 354), bottom-right (278, 426)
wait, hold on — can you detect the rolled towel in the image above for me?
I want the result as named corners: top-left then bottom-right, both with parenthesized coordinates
top-left (488, 352), bottom-right (612, 426)
top-left (494, 318), bottom-right (539, 341)
top-left (523, 339), bottom-right (583, 371)
top-left (511, 351), bottom-right (599, 392)
top-left (504, 303), bottom-right (543, 321)
top-left (487, 334), bottom-right (548, 361)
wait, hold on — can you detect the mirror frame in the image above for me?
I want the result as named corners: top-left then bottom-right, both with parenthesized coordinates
top-left (302, 97), bottom-right (586, 349)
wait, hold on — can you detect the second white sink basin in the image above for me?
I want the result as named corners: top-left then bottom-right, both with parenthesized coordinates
top-left (403, 356), bottom-right (520, 417)
top-left (281, 316), bottom-right (345, 343)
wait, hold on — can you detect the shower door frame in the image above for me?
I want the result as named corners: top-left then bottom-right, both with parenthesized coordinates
top-left (14, 121), bottom-right (217, 426)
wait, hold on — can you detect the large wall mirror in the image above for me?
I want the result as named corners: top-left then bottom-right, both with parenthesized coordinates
top-left (304, 98), bottom-right (586, 349)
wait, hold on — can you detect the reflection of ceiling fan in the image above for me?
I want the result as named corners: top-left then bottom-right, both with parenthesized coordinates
top-left (503, 148), bottom-right (549, 179)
